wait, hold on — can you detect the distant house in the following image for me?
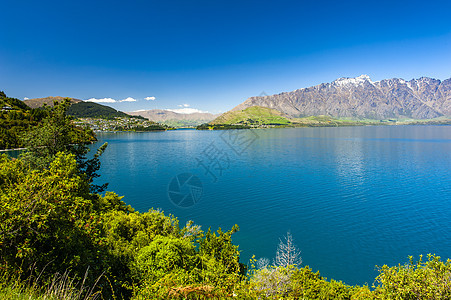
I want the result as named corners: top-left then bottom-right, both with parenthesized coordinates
top-left (1, 106), bottom-right (13, 111)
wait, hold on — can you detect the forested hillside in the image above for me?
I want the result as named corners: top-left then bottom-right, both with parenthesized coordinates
top-left (67, 101), bottom-right (136, 119)
top-left (0, 91), bottom-right (47, 149)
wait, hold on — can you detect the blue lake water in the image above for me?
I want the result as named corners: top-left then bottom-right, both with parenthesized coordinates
top-left (93, 126), bottom-right (451, 286)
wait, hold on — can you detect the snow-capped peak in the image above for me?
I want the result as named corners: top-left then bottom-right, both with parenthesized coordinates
top-left (333, 74), bottom-right (372, 86)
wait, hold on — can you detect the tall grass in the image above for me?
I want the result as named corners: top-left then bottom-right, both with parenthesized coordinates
top-left (0, 267), bottom-right (103, 300)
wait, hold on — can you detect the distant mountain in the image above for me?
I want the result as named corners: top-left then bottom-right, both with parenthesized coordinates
top-left (232, 75), bottom-right (451, 120)
top-left (127, 109), bottom-right (218, 127)
top-left (23, 96), bottom-right (82, 108)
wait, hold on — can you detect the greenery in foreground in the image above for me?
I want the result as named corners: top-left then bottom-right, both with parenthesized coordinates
top-left (1, 101), bottom-right (451, 299)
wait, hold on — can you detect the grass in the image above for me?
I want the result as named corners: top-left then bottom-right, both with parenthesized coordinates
top-left (0, 268), bottom-right (103, 300)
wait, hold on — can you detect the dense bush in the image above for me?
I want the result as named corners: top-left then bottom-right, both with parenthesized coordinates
top-left (0, 153), bottom-right (128, 294)
top-left (0, 152), bottom-right (244, 299)
top-left (374, 254), bottom-right (451, 299)
top-left (240, 255), bottom-right (372, 299)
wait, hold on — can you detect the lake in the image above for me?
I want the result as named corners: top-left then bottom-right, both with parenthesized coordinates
top-left (93, 126), bottom-right (451, 286)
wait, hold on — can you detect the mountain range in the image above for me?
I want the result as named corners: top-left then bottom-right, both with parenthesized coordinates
top-left (127, 109), bottom-right (218, 127)
top-left (231, 75), bottom-right (451, 120)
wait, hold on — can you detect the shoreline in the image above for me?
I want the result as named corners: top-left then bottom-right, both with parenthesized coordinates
top-left (0, 148), bottom-right (27, 152)
top-left (197, 121), bottom-right (451, 130)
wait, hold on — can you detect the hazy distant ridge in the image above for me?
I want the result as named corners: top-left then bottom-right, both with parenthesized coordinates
top-left (233, 75), bottom-right (451, 119)
top-left (127, 109), bottom-right (218, 126)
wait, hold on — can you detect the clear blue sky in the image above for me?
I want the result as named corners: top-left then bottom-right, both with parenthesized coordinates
top-left (1, 0), bottom-right (450, 113)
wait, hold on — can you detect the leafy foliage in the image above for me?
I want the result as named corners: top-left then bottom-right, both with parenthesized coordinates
top-left (0, 92), bottom-right (46, 150)
top-left (374, 254), bottom-right (451, 299)
top-left (75, 142), bottom-right (109, 193)
top-left (132, 225), bottom-right (244, 299)
top-left (245, 260), bottom-right (364, 299)
top-left (0, 153), bottom-right (107, 282)
top-left (18, 98), bottom-right (107, 192)
top-left (0, 149), bottom-right (245, 298)
top-left (0, 92), bottom-right (29, 111)
top-left (20, 98), bottom-right (95, 169)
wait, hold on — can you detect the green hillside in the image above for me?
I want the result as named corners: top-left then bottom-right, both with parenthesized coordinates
top-left (0, 91), bottom-right (30, 111)
top-left (67, 101), bottom-right (136, 119)
top-left (290, 115), bottom-right (368, 126)
top-left (211, 106), bottom-right (291, 125)
top-left (0, 91), bottom-right (47, 150)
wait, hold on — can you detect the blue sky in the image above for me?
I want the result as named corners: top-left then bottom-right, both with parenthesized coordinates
top-left (1, 0), bottom-right (450, 114)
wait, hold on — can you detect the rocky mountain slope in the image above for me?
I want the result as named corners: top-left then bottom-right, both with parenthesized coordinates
top-left (232, 75), bottom-right (451, 119)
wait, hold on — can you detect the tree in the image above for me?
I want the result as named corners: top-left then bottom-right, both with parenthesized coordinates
top-left (75, 142), bottom-right (109, 193)
top-left (247, 232), bottom-right (302, 298)
top-left (0, 153), bottom-right (97, 276)
top-left (0, 152), bottom-right (140, 298)
top-left (20, 99), bottom-right (76, 168)
top-left (274, 232), bottom-right (302, 268)
top-left (20, 98), bottom-right (108, 192)
top-left (249, 264), bottom-right (296, 298)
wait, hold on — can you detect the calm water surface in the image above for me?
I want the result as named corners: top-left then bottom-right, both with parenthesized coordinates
top-left (93, 126), bottom-right (451, 285)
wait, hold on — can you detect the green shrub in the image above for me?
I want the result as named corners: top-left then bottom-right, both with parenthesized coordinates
top-left (374, 254), bottom-right (451, 299)
top-left (134, 236), bottom-right (197, 279)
